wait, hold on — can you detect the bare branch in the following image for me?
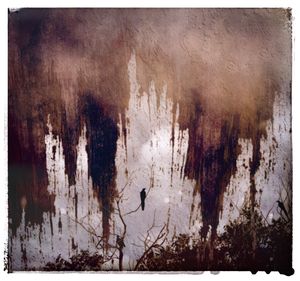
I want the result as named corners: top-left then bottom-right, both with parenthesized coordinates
top-left (134, 223), bottom-right (167, 271)
top-left (123, 187), bottom-right (153, 217)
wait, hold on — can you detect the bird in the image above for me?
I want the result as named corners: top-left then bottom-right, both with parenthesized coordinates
top-left (276, 200), bottom-right (289, 218)
top-left (116, 235), bottom-right (125, 249)
top-left (140, 188), bottom-right (146, 211)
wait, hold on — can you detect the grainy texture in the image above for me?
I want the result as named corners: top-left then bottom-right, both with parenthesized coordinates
top-left (8, 8), bottom-right (292, 273)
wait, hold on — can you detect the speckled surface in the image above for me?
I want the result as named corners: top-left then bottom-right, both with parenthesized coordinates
top-left (8, 8), bottom-right (292, 272)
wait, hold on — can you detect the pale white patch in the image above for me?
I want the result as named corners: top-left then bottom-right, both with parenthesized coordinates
top-left (10, 118), bottom-right (105, 270)
top-left (114, 52), bottom-right (201, 263)
top-left (218, 138), bottom-right (253, 232)
top-left (219, 91), bottom-right (291, 232)
top-left (255, 92), bottom-right (292, 223)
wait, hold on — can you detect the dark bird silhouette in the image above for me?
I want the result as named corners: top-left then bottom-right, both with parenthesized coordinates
top-left (116, 235), bottom-right (125, 249)
top-left (140, 188), bottom-right (146, 211)
top-left (116, 235), bottom-right (125, 271)
top-left (277, 200), bottom-right (289, 218)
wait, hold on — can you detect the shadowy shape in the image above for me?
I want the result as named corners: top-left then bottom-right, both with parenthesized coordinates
top-left (276, 200), bottom-right (289, 219)
top-left (140, 188), bottom-right (146, 211)
top-left (134, 205), bottom-right (293, 275)
top-left (44, 251), bottom-right (103, 271)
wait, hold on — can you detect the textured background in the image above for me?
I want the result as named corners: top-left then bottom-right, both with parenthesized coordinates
top-left (8, 9), bottom-right (292, 271)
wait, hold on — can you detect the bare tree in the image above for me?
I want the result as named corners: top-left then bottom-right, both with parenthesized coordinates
top-left (133, 211), bottom-right (169, 271)
top-left (68, 166), bottom-right (158, 270)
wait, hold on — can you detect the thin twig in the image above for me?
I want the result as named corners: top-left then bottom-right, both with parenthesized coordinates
top-left (134, 224), bottom-right (167, 271)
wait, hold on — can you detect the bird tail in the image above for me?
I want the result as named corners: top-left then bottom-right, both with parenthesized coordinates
top-left (141, 202), bottom-right (145, 211)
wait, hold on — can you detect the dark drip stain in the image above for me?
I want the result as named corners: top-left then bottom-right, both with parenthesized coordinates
top-left (8, 9), bottom-right (53, 235)
top-left (81, 94), bottom-right (118, 243)
top-left (9, 8), bottom-right (130, 248)
top-left (60, 106), bottom-right (81, 187)
top-left (8, 8), bottom-right (292, 271)
top-left (184, 100), bottom-right (241, 239)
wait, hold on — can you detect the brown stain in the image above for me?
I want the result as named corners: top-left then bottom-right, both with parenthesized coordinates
top-left (80, 93), bottom-right (119, 242)
top-left (8, 9), bottom-right (291, 256)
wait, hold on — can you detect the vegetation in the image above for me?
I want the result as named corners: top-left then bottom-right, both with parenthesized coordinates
top-left (135, 206), bottom-right (293, 275)
top-left (42, 205), bottom-right (293, 275)
top-left (44, 251), bottom-right (104, 271)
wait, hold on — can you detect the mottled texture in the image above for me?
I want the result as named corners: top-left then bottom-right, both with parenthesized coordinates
top-left (8, 8), bottom-right (292, 272)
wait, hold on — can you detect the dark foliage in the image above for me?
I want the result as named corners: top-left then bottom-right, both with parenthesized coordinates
top-left (44, 250), bottom-right (104, 271)
top-left (136, 206), bottom-right (293, 274)
top-left (40, 206), bottom-right (293, 274)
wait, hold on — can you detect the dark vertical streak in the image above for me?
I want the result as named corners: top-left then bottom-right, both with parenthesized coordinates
top-left (184, 95), bottom-right (241, 240)
top-left (49, 211), bottom-right (54, 236)
top-left (8, 9), bottom-right (51, 235)
top-left (82, 94), bottom-right (118, 243)
top-left (74, 192), bottom-right (78, 220)
top-left (60, 107), bottom-right (80, 186)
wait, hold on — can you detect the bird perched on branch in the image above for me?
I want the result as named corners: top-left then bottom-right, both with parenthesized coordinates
top-left (276, 200), bottom-right (289, 218)
top-left (140, 188), bottom-right (146, 211)
top-left (116, 235), bottom-right (125, 249)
